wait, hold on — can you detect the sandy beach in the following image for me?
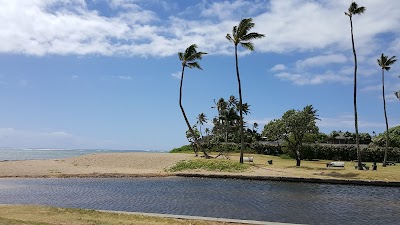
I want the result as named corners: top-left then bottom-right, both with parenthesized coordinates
top-left (0, 152), bottom-right (193, 178)
top-left (0, 152), bottom-right (297, 178)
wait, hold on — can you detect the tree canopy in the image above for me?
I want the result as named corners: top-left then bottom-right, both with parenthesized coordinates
top-left (262, 105), bottom-right (319, 166)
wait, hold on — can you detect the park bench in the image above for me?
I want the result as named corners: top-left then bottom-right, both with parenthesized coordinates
top-left (243, 157), bottom-right (254, 163)
top-left (385, 161), bottom-right (396, 166)
top-left (326, 161), bottom-right (345, 169)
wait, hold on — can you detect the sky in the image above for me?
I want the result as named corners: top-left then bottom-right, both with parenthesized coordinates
top-left (0, 0), bottom-right (399, 151)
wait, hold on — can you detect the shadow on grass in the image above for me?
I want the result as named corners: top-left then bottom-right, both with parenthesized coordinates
top-left (285, 166), bottom-right (319, 170)
top-left (319, 171), bottom-right (360, 179)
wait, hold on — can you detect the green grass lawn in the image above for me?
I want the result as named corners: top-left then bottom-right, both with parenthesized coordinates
top-left (173, 153), bottom-right (399, 182)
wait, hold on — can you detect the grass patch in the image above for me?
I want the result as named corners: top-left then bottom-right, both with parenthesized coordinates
top-left (167, 159), bottom-right (250, 172)
top-left (0, 205), bottom-right (245, 225)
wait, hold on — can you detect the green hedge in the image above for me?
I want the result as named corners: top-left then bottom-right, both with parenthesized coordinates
top-left (170, 143), bottom-right (400, 162)
top-left (301, 144), bottom-right (400, 162)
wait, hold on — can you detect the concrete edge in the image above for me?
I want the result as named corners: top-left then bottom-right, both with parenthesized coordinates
top-left (174, 173), bottom-right (400, 187)
top-left (97, 209), bottom-right (303, 225)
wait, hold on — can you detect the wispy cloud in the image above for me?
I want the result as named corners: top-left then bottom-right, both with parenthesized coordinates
top-left (296, 54), bottom-right (347, 71)
top-left (270, 64), bottom-right (286, 72)
top-left (171, 71), bottom-right (181, 80)
top-left (115, 76), bottom-right (133, 80)
top-left (274, 71), bottom-right (351, 86)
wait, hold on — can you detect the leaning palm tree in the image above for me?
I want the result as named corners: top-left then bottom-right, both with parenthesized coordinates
top-left (226, 18), bottom-right (265, 163)
top-left (178, 44), bottom-right (209, 158)
top-left (345, 2), bottom-right (365, 170)
top-left (377, 53), bottom-right (397, 167)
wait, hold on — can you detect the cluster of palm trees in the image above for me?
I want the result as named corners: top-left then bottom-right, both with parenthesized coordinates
top-left (178, 18), bottom-right (264, 163)
top-left (178, 2), bottom-right (397, 165)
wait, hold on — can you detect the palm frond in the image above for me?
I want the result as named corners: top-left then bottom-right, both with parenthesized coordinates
top-left (240, 42), bottom-right (254, 51)
top-left (378, 53), bottom-right (397, 71)
top-left (387, 56), bottom-right (397, 65)
top-left (347, 2), bottom-right (365, 16)
top-left (232, 25), bottom-right (238, 36)
top-left (226, 34), bottom-right (234, 43)
top-left (187, 62), bottom-right (202, 70)
top-left (241, 32), bottom-right (265, 41)
top-left (237, 18), bottom-right (255, 39)
top-left (187, 52), bottom-right (207, 62)
top-left (184, 44), bottom-right (198, 58)
top-left (178, 52), bottom-right (184, 61)
top-left (353, 6), bottom-right (365, 15)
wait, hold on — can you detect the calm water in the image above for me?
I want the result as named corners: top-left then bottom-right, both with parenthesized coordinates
top-left (0, 148), bottom-right (164, 161)
top-left (0, 177), bottom-right (399, 225)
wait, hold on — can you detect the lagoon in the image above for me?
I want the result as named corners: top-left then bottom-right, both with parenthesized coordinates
top-left (0, 177), bottom-right (399, 224)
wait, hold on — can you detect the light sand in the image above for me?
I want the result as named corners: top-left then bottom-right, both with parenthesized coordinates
top-left (0, 152), bottom-right (297, 178)
top-left (0, 153), bottom-right (193, 178)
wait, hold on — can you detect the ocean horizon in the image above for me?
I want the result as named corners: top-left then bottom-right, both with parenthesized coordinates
top-left (0, 148), bottom-right (168, 161)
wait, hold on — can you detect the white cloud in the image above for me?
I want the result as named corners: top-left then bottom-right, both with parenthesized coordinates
top-left (171, 71), bottom-right (181, 80)
top-left (361, 84), bottom-right (380, 92)
top-left (275, 71), bottom-right (351, 86)
top-left (0, 0), bottom-right (399, 58)
top-left (296, 54), bottom-right (347, 70)
top-left (200, 0), bottom-right (265, 20)
top-left (270, 64), bottom-right (286, 72)
top-left (115, 76), bottom-right (133, 80)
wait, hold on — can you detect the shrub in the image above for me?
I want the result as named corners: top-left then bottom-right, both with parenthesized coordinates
top-left (170, 145), bottom-right (193, 153)
top-left (167, 159), bottom-right (249, 172)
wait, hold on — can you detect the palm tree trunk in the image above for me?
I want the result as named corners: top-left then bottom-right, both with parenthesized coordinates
top-left (350, 16), bottom-right (363, 170)
top-left (234, 45), bottom-right (245, 164)
top-left (382, 69), bottom-right (389, 167)
top-left (179, 66), bottom-right (209, 158)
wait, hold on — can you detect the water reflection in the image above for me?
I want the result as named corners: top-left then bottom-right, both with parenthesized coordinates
top-left (0, 177), bottom-right (398, 225)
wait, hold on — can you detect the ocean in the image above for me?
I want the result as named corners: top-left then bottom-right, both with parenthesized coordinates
top-left (0, 148), bottom-right (166, 161)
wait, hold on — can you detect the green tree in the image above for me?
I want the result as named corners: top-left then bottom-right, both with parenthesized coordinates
top-left (262, 105), bottom-right (319, 166)
top-left (377, 53), bottom-right (397, 166)
top-left (371, 126), bottom-right (400, 148)
top-left (212, 96), bottom-right (248, 144)
top-left (345, 1), bottom-right (365, 170)
top-left (196, 113), bottom-right (207, 138)
top-left (178, 44), bottom-right (209, 157)
top-left (226, 18), bottom-right (265, 163)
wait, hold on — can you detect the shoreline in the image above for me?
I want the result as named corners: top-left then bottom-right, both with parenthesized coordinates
top-left (0, 152), bottom-right (399, 187)
top-left (1, 173), bottom-right (399, 187)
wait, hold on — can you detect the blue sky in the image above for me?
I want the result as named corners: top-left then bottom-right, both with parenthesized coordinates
top-left (0, 0), bottom-right (399, 151)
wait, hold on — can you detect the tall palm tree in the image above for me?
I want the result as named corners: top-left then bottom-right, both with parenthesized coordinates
top-left (226, 18), bottom-right (265, 163)
top-left (178, 44), bottom-right (209, 158)
top-left (345, 2), bottom-right (365, 170)
top-left (197, 113), bottom-right (207, 138)
top-left (377, 53), bottom-right (397, 167)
